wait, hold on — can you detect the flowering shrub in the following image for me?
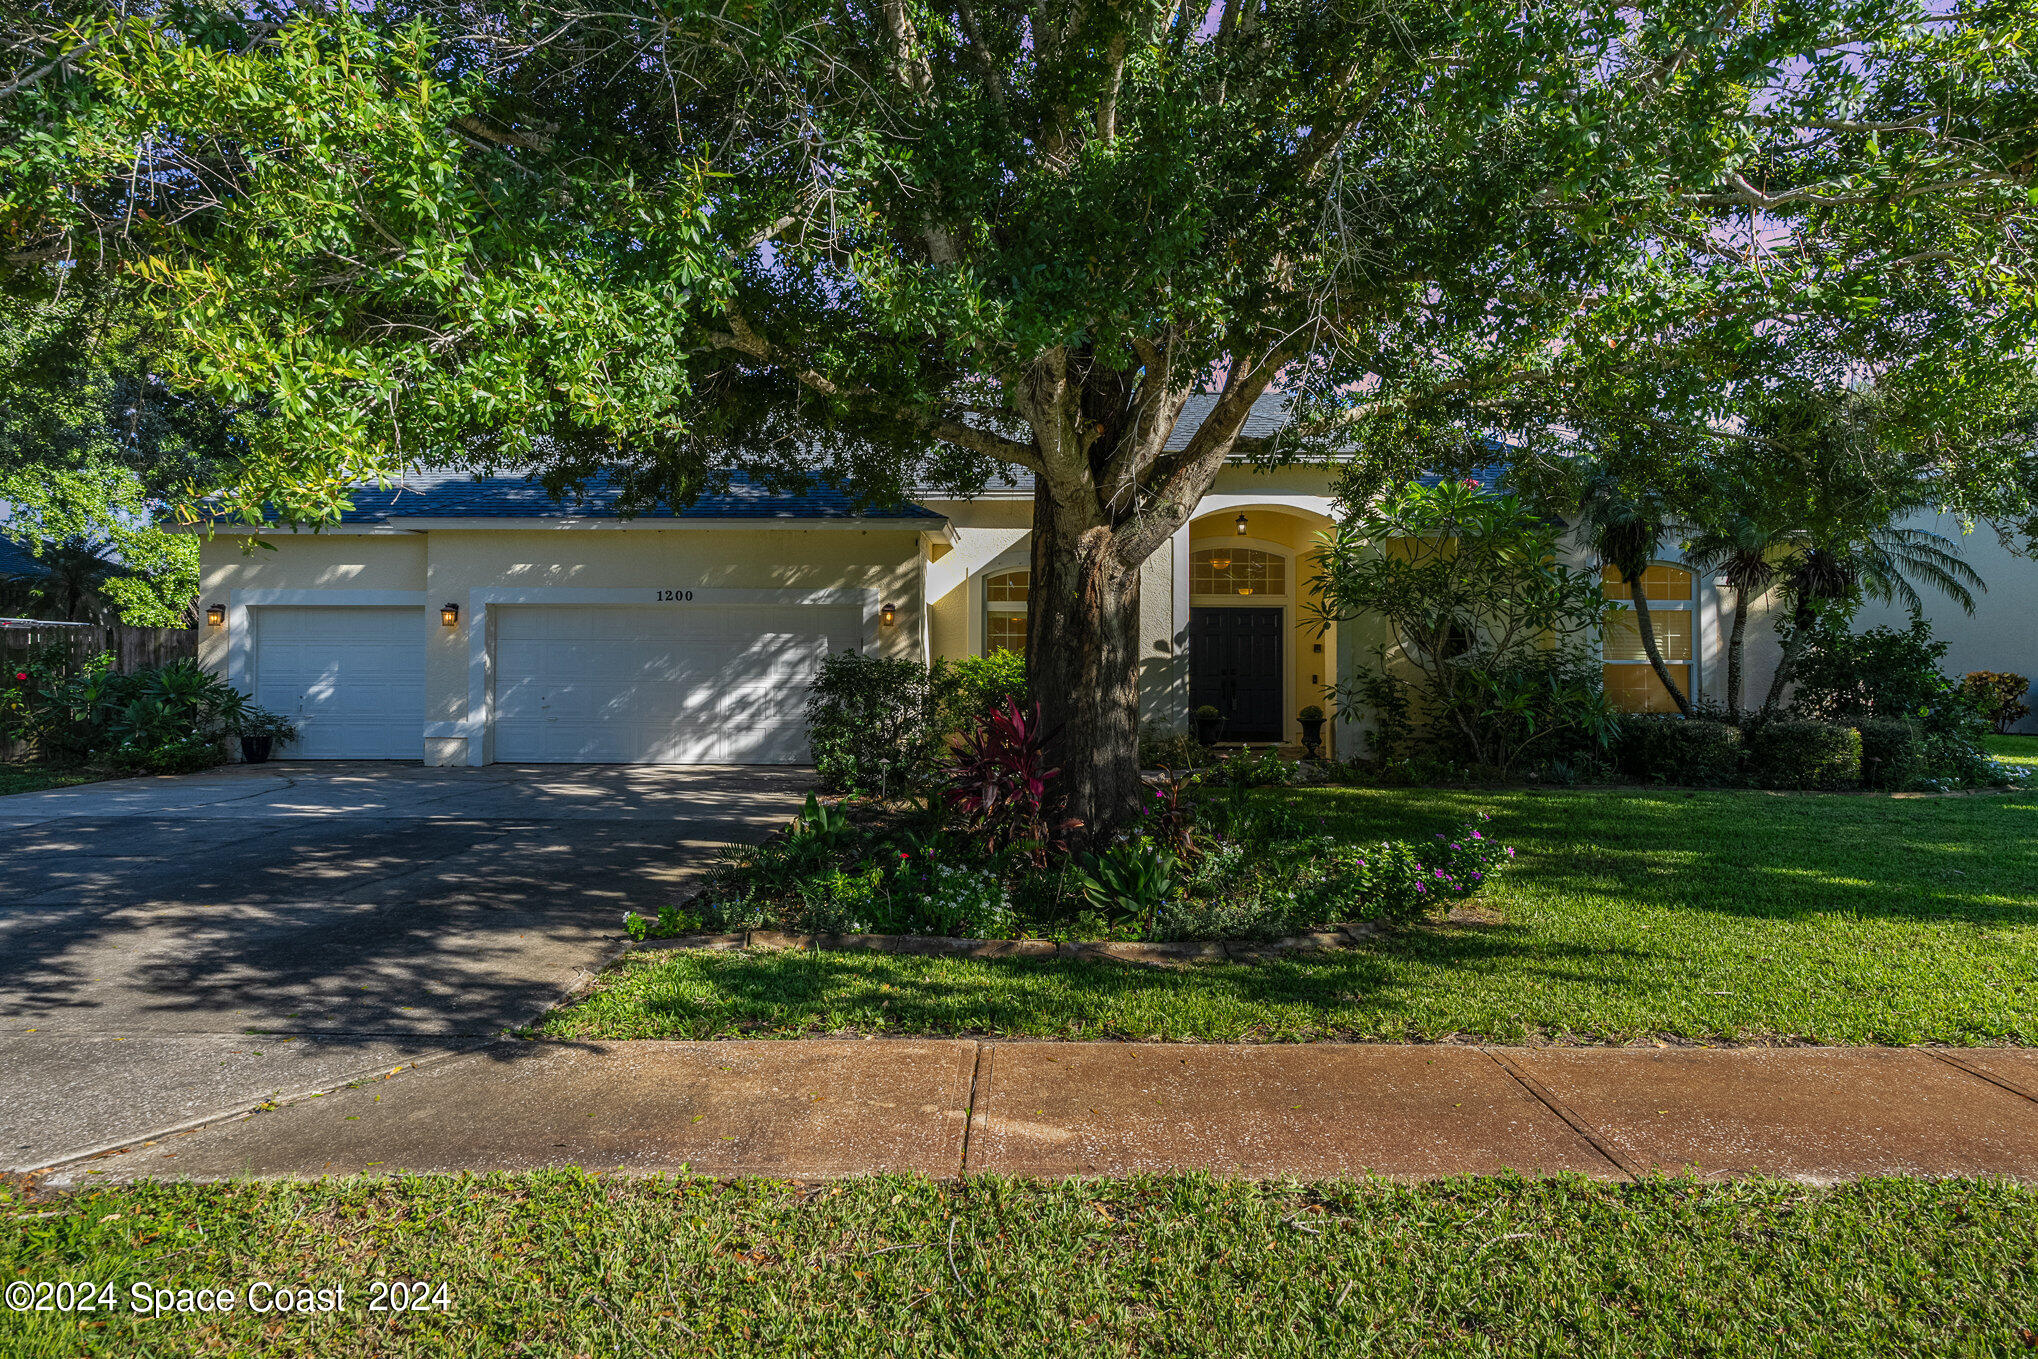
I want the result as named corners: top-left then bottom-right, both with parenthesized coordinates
top-left (1302, 815), bottom-right (1514, 927)
top-left (914, 864), bottom-right (1013, 938)
top-left (622, 902), bottom-right (709, 941)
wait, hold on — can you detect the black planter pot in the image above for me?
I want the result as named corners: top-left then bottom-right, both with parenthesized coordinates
top-left (240, 736), bottom-right (274, 764)
top-left (1299, 717), bottom-right (1325, 759)
top-left (1193, 714), bottom-right (1225, 747)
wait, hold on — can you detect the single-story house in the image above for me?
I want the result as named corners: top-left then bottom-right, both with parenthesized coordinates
top-left (192, 397), bottom-right (2038, 763)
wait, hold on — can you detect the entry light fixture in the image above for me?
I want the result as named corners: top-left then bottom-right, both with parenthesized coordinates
top-left (1208, 555), bottom-right (1231, 572)
top-left (441, 602), bottom-right (460, 627)
top-left (880, 602), bottom-right (898, 627)
top-left (1234, 513), bottom-right (1249, 536)
top-left (1237, 587), bottom-right (1254, 597)
top-left (205, 604), bottom-right (226, 628)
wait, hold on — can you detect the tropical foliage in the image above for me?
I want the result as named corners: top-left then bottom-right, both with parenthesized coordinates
top-left (7, 2), bottom-right (2035, 828)
top-left (1, 645), bottom-right (294, 771)
top-left (1314, 480), bottom-right (1613, 773)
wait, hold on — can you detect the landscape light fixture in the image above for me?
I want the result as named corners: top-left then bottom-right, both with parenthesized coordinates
top-left (1234, 513), bottom-right (1249, 535)
top-left (205, 604), bottom-right (225, 627)
top-left (441, 603), bottom-right (460, 627)
top-left (880, 602), bottom-right (898, 627)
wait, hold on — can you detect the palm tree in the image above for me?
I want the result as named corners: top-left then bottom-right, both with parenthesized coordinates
top-left (1573, 469), bottom-right (1693, 717)
top-left (1682, 510), bottom-right (1781, 724)
top-left (1754, 525), bottom-right (1983, 722)
top-left (1721, 386), bottom-right (1988, 724)
top-left (0, 537), bottom-right (124, 624)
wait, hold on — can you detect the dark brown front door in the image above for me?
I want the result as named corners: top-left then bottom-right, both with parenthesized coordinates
top-left (1189, 607), bottom-right (1284, 742)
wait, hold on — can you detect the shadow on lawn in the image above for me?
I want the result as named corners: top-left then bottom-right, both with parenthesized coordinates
top-left (1275, 785), bottom-right (2038, 928)
top-left (574, 915), bottom-right (1650, 1041)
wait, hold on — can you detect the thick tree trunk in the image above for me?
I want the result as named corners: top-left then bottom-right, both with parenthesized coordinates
top-left (1627, 578), bottom-right (1692, 717)
top-left (1724, 595), bottom-right (1748, 725)
top-left (1026, 481), bottom-right (1145, 842)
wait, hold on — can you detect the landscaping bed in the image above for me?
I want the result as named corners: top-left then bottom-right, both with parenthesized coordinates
top-left (6, 1172), bottom-right (2033, 1357)
top-left (553, 785), bottom-right (2038, 1046)
top-left (0, 763), bottom-right (105, 797)
top-left (626, 733), bottom-right (1512, 950)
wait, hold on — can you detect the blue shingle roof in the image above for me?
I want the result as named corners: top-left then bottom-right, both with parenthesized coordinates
top-left (1416, 459), bottom-right (1512, 493)
top-left (333, 470), bottom-right (942, 524)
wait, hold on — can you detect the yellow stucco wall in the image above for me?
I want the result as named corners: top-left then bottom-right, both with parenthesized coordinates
top-left (194, 531), bottom-right (428, 675)
top-left (196, 524), bottom-right (925, 764)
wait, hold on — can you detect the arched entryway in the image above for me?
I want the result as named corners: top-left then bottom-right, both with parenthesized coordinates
top-left (1184, 505), bottom-right (1337, 747)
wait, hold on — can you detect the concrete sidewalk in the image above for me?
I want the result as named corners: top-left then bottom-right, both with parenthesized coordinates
top-left (40, 1040), bottom-right (2038, 1188)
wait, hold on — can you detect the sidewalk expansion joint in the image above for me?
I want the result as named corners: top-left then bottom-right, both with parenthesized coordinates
top-left (958, 1042), bottom-right (990, 1177)
top-left (1925, 1049), bottom-right (2038, 1106)
top-left (1481, 1049), bottom-right (1641, 1180)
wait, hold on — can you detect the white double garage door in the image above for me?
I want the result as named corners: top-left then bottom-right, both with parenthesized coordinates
top-left (251, 602), bottom-right (861, 763)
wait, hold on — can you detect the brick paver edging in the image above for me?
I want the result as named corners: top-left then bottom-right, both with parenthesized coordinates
top-left (628, 921), bottom-right (1383, 966)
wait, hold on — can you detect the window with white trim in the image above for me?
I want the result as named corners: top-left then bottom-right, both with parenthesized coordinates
top-left (1602, 563), bottom-right (1695, 714)
top-left (984, 568), bottom-right (1029, 656)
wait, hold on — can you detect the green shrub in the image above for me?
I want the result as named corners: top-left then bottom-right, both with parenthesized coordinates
top-left (804, 651), bottom-right (944, 793)
top-left (1788, 617), bottom-right (1976, 732)
top-left (1137, 722), bottom-right (1207, 770)
top-left (1857, 718), bottom-right (1929, 791)
top-left (1960, 671), bottom-right (2032, 734)
top-left (1, 648), bottom-right (291, 773)
top-left (1744, 719), bottom-right (1861, 790)
top-left (933, 652), bottom-right (1026, 735)
top-left (1616, 715), bottom-right (1743, 786)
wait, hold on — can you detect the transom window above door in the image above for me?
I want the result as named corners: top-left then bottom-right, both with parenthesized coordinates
top-left (984, 568), bottom-right (1029, 655)
top-left (1192, 547), bottom-right (1286, 598)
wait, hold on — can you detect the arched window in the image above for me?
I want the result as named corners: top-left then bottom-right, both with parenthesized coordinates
top-left (1192, 547), bottom-right (1286, 598)
top-left (984, 568), bottom-right (1029, 656)
top-left (1603, 564), bottom-right (1695, 713)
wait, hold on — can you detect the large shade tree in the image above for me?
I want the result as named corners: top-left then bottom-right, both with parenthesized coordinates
top-left (5, 1), bottom-right (2035, 829)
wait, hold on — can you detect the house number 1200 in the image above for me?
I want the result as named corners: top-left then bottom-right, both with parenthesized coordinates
top-left (656, 590), bottom-right (695, 602)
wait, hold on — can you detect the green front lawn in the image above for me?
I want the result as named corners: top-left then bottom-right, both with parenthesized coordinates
top-left (7, 1173), bottom-right (2033, 1357)
top-left (548, 786), bottom-right (2038, 1045)
top-left (1986, 734), bottom-right (2038, 771)
top-left (0, 764), bottom-right (105, 797)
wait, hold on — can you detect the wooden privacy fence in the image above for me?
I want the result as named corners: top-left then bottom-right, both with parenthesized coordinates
top-left (1, 619), bottom-right (198, 760)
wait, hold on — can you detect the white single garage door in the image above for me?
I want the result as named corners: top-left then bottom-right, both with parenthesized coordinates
top-left (252, 606), bottom-right (426, 759)
top-left (491, 604), bottom-right (862, 764)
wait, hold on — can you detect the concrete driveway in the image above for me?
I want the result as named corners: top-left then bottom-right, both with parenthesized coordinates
top-left (0, 762), bottom-right (811, 1170)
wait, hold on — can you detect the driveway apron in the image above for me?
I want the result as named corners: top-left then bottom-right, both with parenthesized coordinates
top-left (0, 762), bottom-right (810, 1170)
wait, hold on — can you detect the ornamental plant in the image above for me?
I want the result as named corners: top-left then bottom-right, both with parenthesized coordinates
top-left (1313, 481), bottom-right (1612, 772)
top-left (1960, 671), bottom-right (2032, 735)
top-left (945, 699), bottom-right (1066, 863)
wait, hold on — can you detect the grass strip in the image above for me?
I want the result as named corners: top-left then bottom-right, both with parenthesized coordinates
top-left (548, 786), bottom-right (2038, 1045)
top-left (6, 1173), bottom-right (2034, 1357)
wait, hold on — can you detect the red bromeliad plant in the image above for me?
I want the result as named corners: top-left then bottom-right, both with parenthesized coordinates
top-left (945, 699), bottom-right (1072, 862)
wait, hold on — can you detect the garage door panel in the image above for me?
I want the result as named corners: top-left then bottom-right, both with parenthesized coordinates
top-left (253, 607), bottom-right (425, 760)
top-left (491, 604), bottom-right (858, 765)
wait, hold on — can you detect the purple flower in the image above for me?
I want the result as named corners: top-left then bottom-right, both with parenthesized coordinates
top-left (1505, 847), bottom-right (1515, 858)
top-left (1415, 882), bottom-right (1427, 893)
top-left (1471, 830), bottom-right (1483, 840)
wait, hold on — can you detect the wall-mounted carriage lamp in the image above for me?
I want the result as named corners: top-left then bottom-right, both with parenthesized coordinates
top-left (1234, 513), bottom-right (1249, 535)
top-left (440, 602), bottom-right (460, 627)
top-left (205, 604), bottom-right (226, 628)
top-left (880, 602), bottom-right (898, 627)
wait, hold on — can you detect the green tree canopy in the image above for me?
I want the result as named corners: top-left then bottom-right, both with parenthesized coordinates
top-left (5, 1), bottom-right (2035, 824)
